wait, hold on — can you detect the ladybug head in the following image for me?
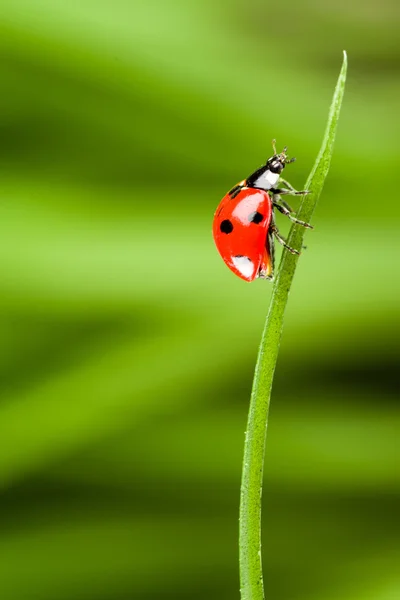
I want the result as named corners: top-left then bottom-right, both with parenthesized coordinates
top-left (267, 141), bottom-right (296, 173)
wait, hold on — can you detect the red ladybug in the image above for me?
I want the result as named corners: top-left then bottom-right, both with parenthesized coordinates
top-left (212, 141), bottom-right (313, 282)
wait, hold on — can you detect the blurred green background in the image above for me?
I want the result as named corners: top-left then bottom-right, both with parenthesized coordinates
top-left (0, 1), bottom-right (399, 599)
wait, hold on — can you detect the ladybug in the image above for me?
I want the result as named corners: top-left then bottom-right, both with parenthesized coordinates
top-left (213, 140), bottom-right (313, 282)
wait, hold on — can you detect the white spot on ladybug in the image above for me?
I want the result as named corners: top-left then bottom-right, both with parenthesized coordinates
top-left (252, 170), bottom-right (280, 190)
top-left (232, 255), bottom-right (254, 278)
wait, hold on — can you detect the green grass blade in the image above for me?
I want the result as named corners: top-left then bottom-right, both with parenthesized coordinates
top-left (239, 51), bottom-right (348, 600)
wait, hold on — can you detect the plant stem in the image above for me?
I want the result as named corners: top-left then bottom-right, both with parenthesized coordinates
top-left (239, 52), bottom-right (347, 600)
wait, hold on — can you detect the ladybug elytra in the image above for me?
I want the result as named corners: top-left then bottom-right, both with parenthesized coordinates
top-left (212, 140), bottom-right (312, 282)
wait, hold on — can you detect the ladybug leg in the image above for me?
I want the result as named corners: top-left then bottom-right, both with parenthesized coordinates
top-left (271, 187), bottom-right (310, 197)
top-left (277, 181), bottom-right (297, 211)
top-left (271, 224), bottom-right (300, 255)
top-left (279, 177), bottom-right (303, 194)
top-left (273, 200), bottom-right (313, 229)
top-left (280, 198), bottom-right (295, 213)
top-left (279, 177), bottom-right (295, 191)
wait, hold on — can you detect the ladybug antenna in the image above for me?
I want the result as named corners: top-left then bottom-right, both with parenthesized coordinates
top-left (271, 139), bottom-right (277, 155)
top-left (281, 146), bottom-right (296, 164)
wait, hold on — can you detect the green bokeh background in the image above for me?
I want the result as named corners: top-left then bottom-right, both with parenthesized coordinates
top-left (0, 2), bottom-right (399, 599)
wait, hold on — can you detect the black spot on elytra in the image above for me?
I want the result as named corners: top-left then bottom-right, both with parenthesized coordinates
top-left (248, 211), bottom-right (264, 224)
top-left (220, 219), bottom-right (233, 234)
